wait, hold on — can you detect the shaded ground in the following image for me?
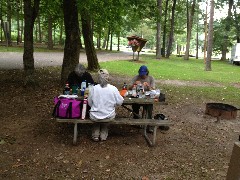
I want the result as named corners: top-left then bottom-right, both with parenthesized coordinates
top-left (0, 57), bottom-right (240, 179)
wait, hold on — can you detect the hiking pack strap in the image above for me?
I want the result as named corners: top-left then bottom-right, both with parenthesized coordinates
top-left (52, 100), bottom-right (61, 117)
top-left (66, 102), bottom-right (72, 118)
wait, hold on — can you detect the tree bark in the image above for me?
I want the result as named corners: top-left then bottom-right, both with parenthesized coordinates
top-left (81, 8), bottom-right (100, 71)
top-left (221, 0), bottom-right (233, 60)
top-left (61, 0), bottom-right (81, 84)
top-left (162, 0), bottom-right (169, 57)
top-left (23, 0), bottom-right (40, 87)
top-left (184, 0), bottom-right (196, 60)
top-left (16, 0), bottom-right (20, 45)
top-left (166, 0), bottom-right (177, 58)
top-left (47, 15), bottom-right (53, 49)
top-left (156, 0), bottom-right (162, 59)
top-left (233, 5), bottom-right (240, 43)
top-left (205, 0), bottom-right (214, 71)
top-left (105, 28), bottom-right (110, 50)
top-left (7, 0), bottom-right (12, 46)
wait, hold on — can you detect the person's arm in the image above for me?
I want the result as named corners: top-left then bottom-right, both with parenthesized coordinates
top-left (87, 87), bottom-right (94, 107)
top-left (129, 75), bottom-right (138, 90)
top-left (150, 76), bottom-right (156, 89)
top-left (143, 76), bottom-right (155, 90)
top-left (114, 87), bottom-right (124, 105)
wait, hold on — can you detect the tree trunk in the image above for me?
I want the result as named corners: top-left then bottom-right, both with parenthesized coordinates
top-left (59, 20), bottom-right (63, 45)
top-left (47, 15), bottom-right (53, 50)
top-left (61, 0), bottom-right (81, 84)
top-left (117, 32), bottom-right (120, 51)
top-left (7, 0), bottom-right (12, 46)
top-left (196, 21), bottom-right (199, 59)
top-left (97, 31), bottom-right (101, 50)
top-left (110, 30), bottom-right (113, 51)
top-left (162, 0), bottom-right (169, 57)
top-left (37, 16), bottom-right (42, 43)
top-left (105, 28), bottom-right (110, 50)
top-left (156, 0), bottom-right (162, 59)
top-left (23, 0), bottom-right (40, 87)
top-left (16, 0), bottom-right (20, 45)
top-left (221, 0), bottom-right (233, 60)
top-left (184, 0), bottom-right (196, 60)
top-left (81, 8), bottom-right (100, 71)
top-left (233, 5), bottom-right (240, 43)
top-left (166, 0), bottom-right (177, 58)
top-left (205, 0), bottom-right (214, 71)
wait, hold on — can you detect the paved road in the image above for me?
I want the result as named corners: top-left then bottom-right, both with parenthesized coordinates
top-left (0, 51), bottom-right (133, 69)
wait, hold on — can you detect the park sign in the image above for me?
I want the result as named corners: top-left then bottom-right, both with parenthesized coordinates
top-left (127, 35), bottom-right (147, 60)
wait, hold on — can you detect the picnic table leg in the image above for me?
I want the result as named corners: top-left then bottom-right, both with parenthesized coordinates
top-left (144, 125), bottom-right (158, 146)
top-left (73, 122), bottom-right (78, 145)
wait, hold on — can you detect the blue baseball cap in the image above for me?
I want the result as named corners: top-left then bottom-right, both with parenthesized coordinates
top-left (139, 65), bottom-right (148, 76)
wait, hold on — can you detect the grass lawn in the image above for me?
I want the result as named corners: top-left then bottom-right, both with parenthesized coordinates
top-left (99, 54), bottom-right (240, 106)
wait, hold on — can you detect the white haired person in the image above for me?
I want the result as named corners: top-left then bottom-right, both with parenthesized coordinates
top-left (67, 63), bottom-right (94, 88)
top-left (88, 69), bottom-right (124, 141)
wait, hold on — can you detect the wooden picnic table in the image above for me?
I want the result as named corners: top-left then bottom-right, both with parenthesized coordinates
top-left (55, 97), bottom-right (172, 146)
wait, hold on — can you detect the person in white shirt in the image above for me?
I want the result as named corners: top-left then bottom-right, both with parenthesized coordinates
top-left (88, 69), bottom-right (124, 141)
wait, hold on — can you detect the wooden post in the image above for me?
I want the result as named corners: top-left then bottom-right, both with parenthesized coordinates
top-left (226, 142), bottom-right (240, 180)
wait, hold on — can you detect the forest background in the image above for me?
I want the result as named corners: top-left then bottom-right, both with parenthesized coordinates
top-left (0, 0), bottom-right (239, 86)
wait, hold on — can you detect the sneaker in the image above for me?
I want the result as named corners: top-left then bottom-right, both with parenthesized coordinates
top-left (92, 137), bottom-right (99, 142)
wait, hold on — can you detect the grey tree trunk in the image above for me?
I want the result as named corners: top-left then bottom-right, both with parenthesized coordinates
top-left (221, 0), bottom-right (233, 60)
top-left (156, 0), bottom-right (162, 59)
top-left (61, 0), bottom-right (81, 84)
top-left (7, 0), bottom-right (12, 46)
top-left (205, 0), bottom-right (214, 71)
top-left (47, 15), bottom-right (53, 50)
top-left (166, 0), bottom-right (177, 58)
top-left (162, 0), bottom-right (169, 57)
top-left (233, 5), bottom-right (240, 43)
top-left (184, 0), bottom-right (196, 60)
top-left (23, 0), bottom-right (40, 87)
top-left (81, 8), bottom-right (100, 71)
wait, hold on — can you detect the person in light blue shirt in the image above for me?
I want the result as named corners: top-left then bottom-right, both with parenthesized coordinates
top-left (88, 69), bottom-right (124, 141)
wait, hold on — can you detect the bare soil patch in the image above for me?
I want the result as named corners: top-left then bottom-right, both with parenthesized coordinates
top-left (0, 68), bottom-right (239, 180)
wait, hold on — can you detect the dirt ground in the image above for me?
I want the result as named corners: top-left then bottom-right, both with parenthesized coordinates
top-left (0, 66), bottom-right (240, 180)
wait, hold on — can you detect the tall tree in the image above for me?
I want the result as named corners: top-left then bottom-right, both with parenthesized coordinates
top-left (7, 0), bottom-right (12, 46)
top-left (47, 15), bottom-right (53, 49)
top-left (80, 7), bottom-right (100, 71)
top-left (221, 0), bottom-right (233, 60)
top-left (23, 0), bottom-right (40, 86)
top-left (233, 4), bottom-right (240, 43)
top-left (162, 0), bottom-right (169, 57)
top-left (184, 0), bottom-right (196, 60)
top-left (156, 0), bottom-right (162, 59)
top-left (61, 0), bottom-right (81, 84)
top-left (205, 0), bottom-right (214, 71)
top-left (166, 0), bottom-right (177, 58)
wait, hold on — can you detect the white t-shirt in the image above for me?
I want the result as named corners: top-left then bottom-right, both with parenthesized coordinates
top-left (88, 84), bottom-right (124, 120)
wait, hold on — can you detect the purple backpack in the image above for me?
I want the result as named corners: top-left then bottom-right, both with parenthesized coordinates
top-left (52, 97), bottom-right (83, 119)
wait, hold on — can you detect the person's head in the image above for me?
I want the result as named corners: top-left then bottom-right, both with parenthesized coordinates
top-left (74, 63), bottom-right (86, 76)
top-left (138, 65), bottom-right (149, 78)
top-left (98, 69), bottom-right (109, 87)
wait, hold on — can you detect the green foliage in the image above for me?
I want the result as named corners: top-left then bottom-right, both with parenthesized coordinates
top-left (99, 55), bottom-right (239, 104)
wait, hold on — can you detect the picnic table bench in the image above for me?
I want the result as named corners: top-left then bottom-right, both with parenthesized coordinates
top-left (56, 117), bottom-right (173, 146)
top-left (55, 97), bottom-right (173, 146)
